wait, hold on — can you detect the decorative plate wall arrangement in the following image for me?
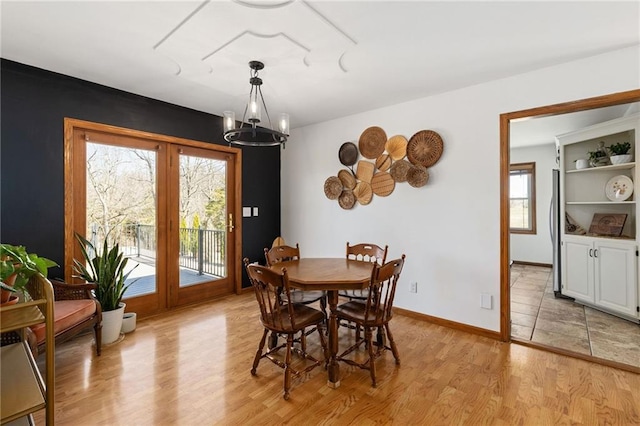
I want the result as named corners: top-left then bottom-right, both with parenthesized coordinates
top-left (324, 127), bottom-right (444, 209)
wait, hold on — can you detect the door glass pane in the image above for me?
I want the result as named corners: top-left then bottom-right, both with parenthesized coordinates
top-left (178, 154), bottom-right (227, 287)
top-left (86, 142), bottom-right (157, 298)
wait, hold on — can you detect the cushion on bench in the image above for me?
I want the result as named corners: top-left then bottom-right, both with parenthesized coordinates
top-left (31, 299), bottom-right (97, 343)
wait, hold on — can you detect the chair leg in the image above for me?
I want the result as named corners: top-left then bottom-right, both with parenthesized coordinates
top-left (385, 323), bottom-right (400, 365)
top-left (252, 329), bottom-right (269, 375)
top-left (316, 323), bottom-right (329, 368)
top-left (300, 328), bottom-right (307, 353)
top-left (268, 331), bottom-right (278, 349)
top-left (94, 322), bottom-right (102, 356)
top-left (283, 334), bottom-right (293, 400)
top-left (376, 326), bottom-right (386, 348)
top-left (365, 327), bottom-right (377, 387)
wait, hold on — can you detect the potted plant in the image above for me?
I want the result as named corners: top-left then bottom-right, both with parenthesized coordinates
top-left (587, 149), bottom-right (608, 167)
top-left (607, 141), bottom-right (632, 164)
top-left (73, 233), bottom-right (138, 344)
top-left (0, 244), bottom-right (57, 305)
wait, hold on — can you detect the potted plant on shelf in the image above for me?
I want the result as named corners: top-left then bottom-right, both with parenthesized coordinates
top-left (0, 244), bottom-right (57, 305)
top-left (607, 141), bottom-right (632, 165)
top-left (587, 141), bottom-right (610, 167)
top-left (73, 233), bottom-right (138, 344)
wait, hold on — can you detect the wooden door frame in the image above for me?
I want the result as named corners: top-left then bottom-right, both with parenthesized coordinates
top-left (64, 118), bottom-right (244, 310)
top-left (499, 89), bottom-right (640, 344)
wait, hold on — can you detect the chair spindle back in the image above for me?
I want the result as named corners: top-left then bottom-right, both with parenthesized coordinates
top-left (244, 259), bottom-right (297, 331)
top-left (364, 255), bottom-right (405, 325)
top-left (264, 244), bottom-right (300, 267)
top-left (346, 242), bottom-right (388, 265)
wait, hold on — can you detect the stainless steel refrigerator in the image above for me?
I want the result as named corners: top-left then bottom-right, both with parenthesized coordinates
top-left (551, 168), bottom-right (572, 299)
top-left (551, 169), bottom-right (562, 295)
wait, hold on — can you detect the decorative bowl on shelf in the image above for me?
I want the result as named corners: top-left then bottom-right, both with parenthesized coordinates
top-left (610, 154), bottom-right (633, 165)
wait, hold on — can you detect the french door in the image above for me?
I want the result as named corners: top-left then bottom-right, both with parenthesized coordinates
top-left (64, 119), bottom-right (242, 316)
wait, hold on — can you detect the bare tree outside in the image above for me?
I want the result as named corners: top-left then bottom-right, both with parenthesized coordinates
top-left (85, 142), bottom-right (229, 296)
top-left (86, 143), bottom-right (156, 245)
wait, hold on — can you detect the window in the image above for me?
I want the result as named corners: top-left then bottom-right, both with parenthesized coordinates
top-left (510, 162), bottom-right (536, 234)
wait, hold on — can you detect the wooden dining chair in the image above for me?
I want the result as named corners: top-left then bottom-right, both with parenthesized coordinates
top-left (264, 244), bottom-right (327, 349)
top-left (339, 242), bottom-right (388, 301)
top-left (244, 259), bottom-right (328, 400)
top-left (264, 244), bottom-right (327, 317)
top-left (335, 255), bottom-right (405, 387)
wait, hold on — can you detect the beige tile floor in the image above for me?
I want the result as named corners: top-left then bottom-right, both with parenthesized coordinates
top-left (510, 263), bottom-right (640, 368)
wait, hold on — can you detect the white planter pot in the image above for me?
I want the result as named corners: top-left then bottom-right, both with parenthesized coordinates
top-left (610, 154), bottom-right (632, 165)
top-left (102, 303), bottom-right (125, 344)
top-left (121, 312), bottom-right (137, 334)
top-left (575, 159), bottom-right (590, 170)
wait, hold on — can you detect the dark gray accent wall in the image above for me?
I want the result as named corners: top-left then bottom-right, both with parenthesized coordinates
top-left (0, 59), bottom-right (280, 287)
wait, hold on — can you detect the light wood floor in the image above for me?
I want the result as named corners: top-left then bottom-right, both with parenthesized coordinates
top-left (35, 292), bottom-right (640, 425)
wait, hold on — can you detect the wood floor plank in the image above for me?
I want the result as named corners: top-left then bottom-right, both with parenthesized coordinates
top-left (30, 292), bottom-right (640, 425)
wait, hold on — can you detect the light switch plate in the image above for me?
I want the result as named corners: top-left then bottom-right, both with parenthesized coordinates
top-left (242, 207), bottom-right (252, 218)
top-left (481, 293), bottom-right (493, 310)
top-left (253, 207), bottom-right (259, 217)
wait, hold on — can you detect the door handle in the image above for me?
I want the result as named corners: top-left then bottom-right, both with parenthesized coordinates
top-left (593, 249), bottom-right (598, 258)
top-left (227, 213), bottom-right (235, 233)
top-left (589, 249), bottom-right (593, 257)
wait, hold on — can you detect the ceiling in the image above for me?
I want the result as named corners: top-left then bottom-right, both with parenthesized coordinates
top-left (1, 1), bottom-right (639, 140)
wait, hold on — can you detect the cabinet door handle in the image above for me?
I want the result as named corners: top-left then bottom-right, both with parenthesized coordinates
top-left (594, 249), bottom-right (598, 258)
top-left (589, 249), bottom-right (593, 257)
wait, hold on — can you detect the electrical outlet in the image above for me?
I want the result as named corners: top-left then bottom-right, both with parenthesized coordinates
top-left (410, 282), bottom-right (417, 293)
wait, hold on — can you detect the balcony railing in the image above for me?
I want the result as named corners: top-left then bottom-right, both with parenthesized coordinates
top-left (117, 224), bottom-right (225, 277)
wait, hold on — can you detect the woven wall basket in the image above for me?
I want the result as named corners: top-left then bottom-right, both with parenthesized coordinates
top-left (356, 160), bottom-right (375, 183)
top-left (353, 181), bottom-right (373, 205)
top-left (371, 172), bottom-right (395, 196)
top-left (359, 126), bottom-right (387, 159)
top-left (385, 135), bottom-right (408, 161)
top-left (389, 159), bottom-right (411, 182)
top-left (375, 153), bottom-right (392, 172)
top-left (407, 130), bottom-right (443, 167)
top-left (324, 176), bottom-right (343, 200)
top-left (338, 169), bottom-right (356, 190)
top-left (338, 190), bottom-right (356, 209)
top-left (407, 165), bottom-right (429, 188)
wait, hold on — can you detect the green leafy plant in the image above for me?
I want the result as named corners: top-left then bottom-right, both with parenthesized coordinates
top-left (73, 233), bottom-right (138, 312)
top-left (607, 142), bottom-right (631, 155)
top-left (587, 150), bottom-right (607, 161)
top-left (0, 243), bottom-right (58, 297)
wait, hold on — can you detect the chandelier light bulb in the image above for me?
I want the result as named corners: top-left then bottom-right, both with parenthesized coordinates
top-left (279, 113), bottom-right (290, 135)
top-left (223, 111), bottom-right (235, 133)
top-left (249, 99), bottom-right (261, 122)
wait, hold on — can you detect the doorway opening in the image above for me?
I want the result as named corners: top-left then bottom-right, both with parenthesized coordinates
top-left (500, 89), bottom-right (640, 373)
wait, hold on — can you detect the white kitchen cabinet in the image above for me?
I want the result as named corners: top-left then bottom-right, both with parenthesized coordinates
top-left (562, 235), bottom-right (637, 318)
top-left (557, 114), bottom-right (640, 321)
top-left (594, 239), bottom-right (638, 318)
top-left (562, 236), bottom-right (594, 302)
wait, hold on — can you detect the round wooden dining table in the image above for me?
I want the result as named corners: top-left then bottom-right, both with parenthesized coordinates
top-left (269, 258), bottom-right (374, 388)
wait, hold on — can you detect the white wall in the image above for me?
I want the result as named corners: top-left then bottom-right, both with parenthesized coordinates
top-left (510, 143), bottom-right (557, 265)
top-left (281, 45), bottom-right (640, 332)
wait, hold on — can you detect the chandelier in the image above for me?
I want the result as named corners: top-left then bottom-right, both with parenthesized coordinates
top-left (223, 61), bottom-right (290, 147)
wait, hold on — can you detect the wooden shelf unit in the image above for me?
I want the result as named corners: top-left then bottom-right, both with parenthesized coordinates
top-left (1, 276), bottom-right (55, 425)
top-left (556, 113), bottom-right (639, 322)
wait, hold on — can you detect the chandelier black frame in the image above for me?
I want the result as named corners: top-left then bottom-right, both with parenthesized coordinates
top-left (223, 61), bottom-right (289, 147)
